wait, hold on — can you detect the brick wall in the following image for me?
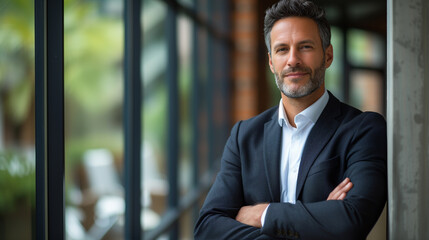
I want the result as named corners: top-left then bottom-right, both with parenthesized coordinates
top-left (231, 0), bottom-right (260, 123)
top-left (231, 0), bottom-right (278, 124)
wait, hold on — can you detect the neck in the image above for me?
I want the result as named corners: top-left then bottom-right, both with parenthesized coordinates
top-left (281, 87), bottom-right (325, 128)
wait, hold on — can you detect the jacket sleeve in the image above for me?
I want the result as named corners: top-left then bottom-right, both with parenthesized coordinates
top-left (194, 121), bottom-right (276, 240)
top-left (261, 113), bottom-right (387, 240)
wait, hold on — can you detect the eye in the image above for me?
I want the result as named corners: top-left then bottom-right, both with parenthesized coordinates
top-left (276, 47), bottom-right (288, 53)
top-left (301, 45), bottom-right (313, 50)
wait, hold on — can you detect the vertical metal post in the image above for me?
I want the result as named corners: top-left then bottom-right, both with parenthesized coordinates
top-left (35, 0), bottom-right (46, 238)
top-left (206, 0), bottom-right (214, 172)
top-left (124, 0), bottom-right (142, 239)
top-left (219, 0), bottom-right (231, 148)
top-left (191, 0), bottom-right (201, 227)
top-left (340, 6), bottom-right (350, 103)
top-left (35, 0), bottom-right (65, 239)
top-left (167, 2), bottom-right (179, 239)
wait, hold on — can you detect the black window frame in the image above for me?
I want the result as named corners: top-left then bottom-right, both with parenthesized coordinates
top-left (35, 0), bottom-right (231, 239)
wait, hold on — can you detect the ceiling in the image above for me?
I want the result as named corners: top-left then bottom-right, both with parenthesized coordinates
top-left (260, 0), bottom-right (387, 35)
top-left (320, 0), bottom-right (386, 34)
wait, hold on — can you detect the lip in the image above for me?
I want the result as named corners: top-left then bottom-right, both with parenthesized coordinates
top-left (285, 72), bottom-right (309, 78)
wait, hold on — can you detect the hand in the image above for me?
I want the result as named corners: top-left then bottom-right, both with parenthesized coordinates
top-left (327, 177), bottom-right (353, 200)
top-left (235, 203), bottom-right (269, 228)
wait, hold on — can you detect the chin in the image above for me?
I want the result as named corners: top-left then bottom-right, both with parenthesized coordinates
top-left (282, 85), bottom-right (320, 99)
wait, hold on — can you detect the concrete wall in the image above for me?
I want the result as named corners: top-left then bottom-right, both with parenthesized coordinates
top-left (387, 0), bottom-right (429, 239)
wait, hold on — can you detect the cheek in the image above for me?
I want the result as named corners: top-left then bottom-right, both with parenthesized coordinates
top-left (271, 56), bottom-right (287, 70)
top-left (306, 58), bottom-right (323, 72)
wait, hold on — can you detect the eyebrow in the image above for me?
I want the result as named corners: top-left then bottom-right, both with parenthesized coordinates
top-left (273, 40), bottom-right (316, 49)
top-left (273, 43), bottom-right (288, 50)
top-left (298, 40), bottom-right (316, 45)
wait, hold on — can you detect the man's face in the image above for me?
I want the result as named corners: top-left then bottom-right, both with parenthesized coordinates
top-left (268, 17), bottom-right (333, 99)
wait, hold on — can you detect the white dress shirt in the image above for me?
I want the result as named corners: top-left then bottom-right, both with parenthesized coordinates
top-left (261, 90), bottom-right (329, 226)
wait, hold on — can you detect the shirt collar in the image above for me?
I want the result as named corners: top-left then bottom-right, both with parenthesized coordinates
top-left (278, 90), bottom-right (329, 128)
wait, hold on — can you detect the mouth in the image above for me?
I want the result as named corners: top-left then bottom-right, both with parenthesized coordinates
top-left (285, 72), bottom-right (309, 78)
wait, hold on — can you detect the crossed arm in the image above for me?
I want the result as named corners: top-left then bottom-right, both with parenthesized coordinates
top-left (235, 178), bottom-right (354, 228)
top-left (195, 113), bottom-right (387, 240)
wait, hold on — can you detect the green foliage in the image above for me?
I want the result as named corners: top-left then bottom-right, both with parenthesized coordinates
top-left (0, 151), bottom-right (35, 213)
top-left (62, 1), bottom-right (125, 190)
top-left (0, 0), bottom-right (125, 211)
top-left (64, 1), bottom-right (123, 114)
top-left (0, 0), bottom-right (35, 126)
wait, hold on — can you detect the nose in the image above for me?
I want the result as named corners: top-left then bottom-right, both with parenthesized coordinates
top-left (287, 48), bottom-right (301, 67)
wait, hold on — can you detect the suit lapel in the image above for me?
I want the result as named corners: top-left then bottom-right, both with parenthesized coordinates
top-left (263, 111), bottom-right (282, 202)
top-left (295, 93), bottom-right (342, 199)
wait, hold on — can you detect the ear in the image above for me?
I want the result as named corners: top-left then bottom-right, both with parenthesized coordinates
top-left (268, 52), bottom-right (275, 73)
top-left (324, 44), bottom-right (334, 68)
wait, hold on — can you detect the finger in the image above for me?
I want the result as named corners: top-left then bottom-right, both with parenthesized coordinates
top-left (344, 181), bottom-right (353, 192)
top-left (338, 177), bottom-right (350, 188)
top-left (333, 182), bottom-right (353, 200)
top-left (330, 178), bottom-right (349, 196)
top-left (330, 188), bottom-right (343, 200)
top-left (327, 178), bottom-right (352, 200)
top-left (333, 178), bottom-right (350, 192)
top-left (337, 184), bottom-right (352, 200)
top-left (338, 192), bottom-right (346, 200)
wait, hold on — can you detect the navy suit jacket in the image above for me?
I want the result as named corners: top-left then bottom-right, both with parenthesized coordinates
top-left (194, 92), bottom-right (387, 240)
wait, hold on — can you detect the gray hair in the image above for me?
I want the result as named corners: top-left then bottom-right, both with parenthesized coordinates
top-left (264, 0), bottom-right (331, 54)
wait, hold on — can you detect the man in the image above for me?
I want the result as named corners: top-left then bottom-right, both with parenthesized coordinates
top-left (194, 0), bottom-right (387, 239)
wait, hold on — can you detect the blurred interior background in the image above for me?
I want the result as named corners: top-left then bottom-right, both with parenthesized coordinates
top-left (0, 0), bottom-right (387, 239)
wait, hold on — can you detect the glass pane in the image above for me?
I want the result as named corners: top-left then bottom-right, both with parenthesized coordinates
top-left (265, 62), bottom-right (282, 107)
top-left (178, 0), bottom-right (193, 8)
top-left (325, 26), bottom-right (344, 101)
top-left (64, 1), bottom-right (125, 239)
top-left (0, 1), bottom-right (35, 239)
top-left (178, 13), bottom-right (193, 239)
top-left (142, 0), bottom-right (167, 233)
top-left (350, 70), bottom-right (384, 114)
top-left (348, 29), bottom-right (385, 68)
top-left (177, 14), bottom-right (192, 198)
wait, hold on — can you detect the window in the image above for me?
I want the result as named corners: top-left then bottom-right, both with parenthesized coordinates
top-left (347, 29), bottom-right (385, 114)
top-left (31, 0), bottom-right (231, 239)
top-left (0, 1), bottom-right (35, 239)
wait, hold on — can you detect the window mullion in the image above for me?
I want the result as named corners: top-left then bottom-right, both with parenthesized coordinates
top-left (35, 0), bottom-right (65, 239)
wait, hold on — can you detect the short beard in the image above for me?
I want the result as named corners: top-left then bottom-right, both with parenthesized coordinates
top-left (273, 56), bottom-right (326, 98)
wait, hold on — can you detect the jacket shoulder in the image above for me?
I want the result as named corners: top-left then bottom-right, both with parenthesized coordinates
top-left (240, 105), bottom-right (278, 127)
top-left (228, 106), bottom-right (278, 143)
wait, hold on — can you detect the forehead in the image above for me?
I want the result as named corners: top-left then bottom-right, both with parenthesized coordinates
top-left (270, 17), bottom-right (321, 46)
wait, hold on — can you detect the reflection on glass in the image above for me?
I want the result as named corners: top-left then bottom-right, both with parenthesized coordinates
top-left (0, 1), bottom-right (35, 239)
